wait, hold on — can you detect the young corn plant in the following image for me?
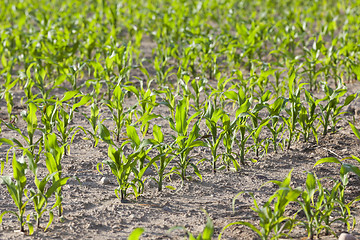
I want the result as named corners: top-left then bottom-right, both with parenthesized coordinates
top-left (247, 92), bottom-right (271, 157)
top-left (55, 93), bottom-right (90, 155)
top-left (302, 37), bottom-right (324, 91)
top-left (125, 125), bottom-right (155, 195)
top-left (149, 125), bottom-right (175, 191)
top-left (311, 122), bottom-right (360, 236)
top-left (296, 172), bottom-right (356, 239)
top-left (249, 119), bottom-right (271, 158)
top-left (25, 151), bottom-right (69, 231)
top-left (0, 152), bottom-right (33, 235)
top-left (82, 102), bottom-right (102, 147)
top-left (208, 73), bottom-right (234, 109)
top-left (297, 172), bottom-right (327, 239)
top-left (220, 170), bottom-right (301, 240)
top-left (157, 87), bottom-right (177, 118)
top-left (298, 90), bottom-right (320, 143)
top-left (283, 70), bottom-right (304, 149)
top-left (190, 77), bottom-right (209, 111)
top-left (234, 100), bottom-right (253, 165)
top-left (44, 133), bottom-right (67, 221)
top-left (168, 97), bottom-right (205, 182)
top-left (202, 101), bottom-right (225, 173)
top-left (97, 144), bottom-right (141, 202)
top-left (220, 112), bottom-right (240, 171)
top-left (266, 97), bottom-right (285, 153)
top-left (124, 81), bottom-right (159, 137)
top-left (105, 85), bottom-right (131, 142)
top-left (40, 103), bottom-right (57, 135)
top-left (318, 83), bottom-right (357, 135)
top-left (179, 73), bottom-right (209, 111)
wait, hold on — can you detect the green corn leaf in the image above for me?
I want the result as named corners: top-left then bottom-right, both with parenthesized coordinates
top-left (60, 91), bottom-right (79, 102)
top-left (0, 138), bottom-right (15, 146)
top-left (342, 163), bottom-right (360, 178)
top-left (232, 191), bottom-right (245, 213)
top-left (99, 123), bottom-right (114, 145)
top-left (26, 63), bottom-right (37, 79)
top-left (305, 172), bottom-right (316, 201)
top-left (126, 125), bottom-right (141, 146)
top-left (45, 177), bottom-right (70, 199)
top-left (44, 211), bottom-right (54, 232)
top-left (27, 102), bottom-right (38, 128)
top-left (0, 210), bottom-right (18, 224)
top-left (201, 216), bottom-right (214, 240)
top-left (127, 228), bottom-right (145, 240)
top-left (175, 98), bottom-right (188, 135)
top-left (351, 64), bottom-right (360, 80)
top-left (349, 122), bottom-right (360, 140)
top-left (343, 94), bottom-right (357, 106)
top-left (191, 163), bottom-right (202, 181)
top-left (45, 153), bottom-right (58, 175)
top-left (72, 95), bottom-right (91, 110)
top-left (0, 176), bottom-right (20, 208)
top-left (123, 85), bottom-right (139, 98)
top-left (26, 215), bottom-right (34, 235)
top-left (236, 99), bottom-right (250, 117)
top-left (165, 185), bottom-right (176, 190)
top-left (314, 157), bottom-right (342, 167)
top-left (153, 125), bottom-right (164, 143)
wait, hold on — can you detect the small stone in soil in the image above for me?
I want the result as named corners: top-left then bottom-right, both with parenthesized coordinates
top-left (338, 233), bottom-right (357, 240)
top-left (100, 177), bottom-right (111, 185)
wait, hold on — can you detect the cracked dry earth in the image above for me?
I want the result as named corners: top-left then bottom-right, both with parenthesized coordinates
top-left (1, 82), bottom-right (360, 240)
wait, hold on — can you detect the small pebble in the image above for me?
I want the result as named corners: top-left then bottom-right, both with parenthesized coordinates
top-left (339, 233), bottom-right (356, 240)
top-left (100, 177), bottom-right (111, 185)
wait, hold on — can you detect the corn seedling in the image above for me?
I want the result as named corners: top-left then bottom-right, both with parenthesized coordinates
top-left (220, 170), bottom-right (301, 240)
top-left (168, 97), bottom-right (204, 181)
top-left (318, 83), bottom-right (357, 135)
top-left (202, 100), bottom-right (226, 173)
top-left (55, 93), bottom-right (90, 154)
top-left (266, 97), bottom-right (285, 153)
top-left (221, 112), bottom-right (241, 171)
top-left (40, 103), bottom-right (57, 135)
top-left (125, 81), bottom-right (159, 136)
top-left (97, 144), bottom-right (141, 202)
top-left (248, 91), bottom-right (271, 157)
top-left (0, 152), bottom-right (33, 234)
top-left (82, 102), bottom-right (102, 147)
top-left (283, 70), bottom-right (304, 149)
top-left (105, 85), bottom-right (131, 142)
top-left (296, 172), bottom-right (356, 239)
top-left (26, 151), bottom-right (69, 231)
top-left (44, 133), bottom-right (66, 220)
top-left (125, 124), bottom-right (155, 195)
top-left (149, 125), bottom-right (175, 191)
top-left (234, 100), bottom-right (252, 165)
top-left (298, 90), bottom-right (321, 143)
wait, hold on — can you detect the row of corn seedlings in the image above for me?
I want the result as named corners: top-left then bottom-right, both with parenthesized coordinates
top-left (1, 76), bottom-right (357, 233)
top-left (1, 0), bottom-right (360, 98)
